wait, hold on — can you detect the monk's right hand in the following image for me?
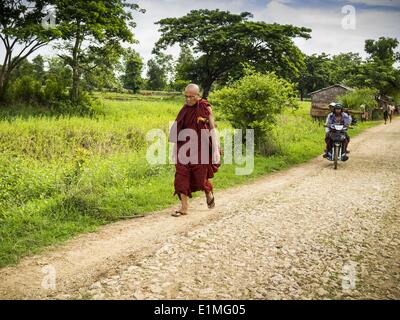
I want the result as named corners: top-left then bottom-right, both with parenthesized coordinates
top-left (212, 148), bottom-right (220, 164)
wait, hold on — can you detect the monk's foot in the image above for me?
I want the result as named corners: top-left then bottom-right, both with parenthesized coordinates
top-left (206, 191), bottom-right (215, 209)
top-left (172, 208), bottom-right (188, 217)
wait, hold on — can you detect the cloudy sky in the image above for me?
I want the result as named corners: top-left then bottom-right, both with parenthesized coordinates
top-left (1, 0), bottom-right (400, 65)
top-left (129, 0), bottom-right (400, 61)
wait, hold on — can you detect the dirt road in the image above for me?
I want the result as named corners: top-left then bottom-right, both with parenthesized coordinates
top-left (1, 119), bottom-right (399, 299)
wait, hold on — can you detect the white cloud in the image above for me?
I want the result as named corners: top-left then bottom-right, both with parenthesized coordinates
top-left (254, 0), bottom-right (400, 58)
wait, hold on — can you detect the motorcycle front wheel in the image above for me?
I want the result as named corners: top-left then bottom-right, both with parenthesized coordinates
top-left (333, 145), bottom-right (339, 170)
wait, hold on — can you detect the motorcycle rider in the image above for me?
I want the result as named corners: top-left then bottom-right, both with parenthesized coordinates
top-left (323, 103), bottom-right (351, 160)
top-left (343, 107), bottom-right (352, 125)
top-left (342, 106), bottom-right (354, 153)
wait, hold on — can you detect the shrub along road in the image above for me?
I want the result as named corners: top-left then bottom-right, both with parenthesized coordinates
top-left (0, 118), bottom-right (399, 299)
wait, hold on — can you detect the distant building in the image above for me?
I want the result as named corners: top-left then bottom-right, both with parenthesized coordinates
top-left (309, 84), bottom-right (354, 120)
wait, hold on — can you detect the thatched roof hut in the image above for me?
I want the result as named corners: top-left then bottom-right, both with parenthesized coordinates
top-left (309, 84), bottom-right (358, 120)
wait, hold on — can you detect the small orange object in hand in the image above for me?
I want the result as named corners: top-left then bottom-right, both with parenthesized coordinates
top-left (197, 116), bottom-right (208, 123)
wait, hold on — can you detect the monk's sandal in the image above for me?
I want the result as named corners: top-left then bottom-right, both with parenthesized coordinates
top-left (172, 211), bottom-right (187, 217)
top-left (207, 192), bottom-right (215, 209)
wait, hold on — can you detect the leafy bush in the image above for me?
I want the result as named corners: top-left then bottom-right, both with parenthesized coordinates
top-left (210, 70), bottom-right (298, 154)
top-left (11, 75), bottom-right (44, 104)
top-left (3, 75), bottom-right (98, 116)
top-left (170, 79), bottom-right (188, 92)
top-left (43, 78), bottom-right (69, 102)
top-left (46, 91), bottom-right (100, 116)
top-left (338, 88), bottom-right (378, 112)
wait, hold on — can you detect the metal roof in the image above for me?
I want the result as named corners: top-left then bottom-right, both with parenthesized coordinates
top-left (309, 84), bottom-right (354, 95)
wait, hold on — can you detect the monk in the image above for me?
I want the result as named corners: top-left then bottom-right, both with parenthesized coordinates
top-left (169, 84), bottom-right (220, 217)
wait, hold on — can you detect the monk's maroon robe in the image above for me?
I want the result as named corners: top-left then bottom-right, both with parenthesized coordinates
top-left (170, 99), bottom-right (220, 198)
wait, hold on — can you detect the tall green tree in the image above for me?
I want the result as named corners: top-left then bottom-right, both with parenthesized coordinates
top-left (9, 58), bottom-right (35, 80)
top-left (82, 63), bottom-right (122, 92)
top-left (365, 37), bottom-right (400, 63)
top-left (154, 9), bottom-right (311, 98)
top-left (297, 53), bottom-right (333, 100)
top-left (329, 52), bottom-right (362, 86)
top-left (354, 37), bottom-right (400, 95)
top-left (172, 44), bottom-right (196, 91)
top-left (121, 48), bottom-right (143, 93)
top-left (79, 43), bottom-right (125, 92)
top-left (32, 54), bottom-right (46, 82)
top-left (297, 52), bottom-right (363, 99)
top-left (54, 0), bottom-right (143, 102)
top-left (0, 0), bottom-right (59, 102)
top-left (146, 52), bottom-right (173, 91)
top-left (46, 56), bottom-right (72, 88)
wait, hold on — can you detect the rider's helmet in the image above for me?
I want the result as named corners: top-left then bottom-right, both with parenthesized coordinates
top-left (333, 103), bottom-right (344, 112)
top-left (329, 102), bottom-right (337, 111)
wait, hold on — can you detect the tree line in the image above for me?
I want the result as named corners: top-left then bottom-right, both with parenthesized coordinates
top-left (1, 1), bottom-right (399, 113)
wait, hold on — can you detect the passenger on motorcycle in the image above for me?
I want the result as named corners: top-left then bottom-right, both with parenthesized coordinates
top-left (343, 107), bottom-right (352, 125)
top-left (323, 103), bottom-right (351, 159)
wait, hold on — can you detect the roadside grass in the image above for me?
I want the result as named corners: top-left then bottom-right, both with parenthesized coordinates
top-left (0, 97), bottom-right (380, 267)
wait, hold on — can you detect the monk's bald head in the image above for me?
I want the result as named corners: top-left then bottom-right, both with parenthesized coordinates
top-left (184, 83), bottom-right (201, 106)
top-left (185, 83), bottom-right (200, 94)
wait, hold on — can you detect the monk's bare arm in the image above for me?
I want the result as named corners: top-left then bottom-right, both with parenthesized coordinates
top-left (207, 106), bottom-right (220, 152)
top-left (207, 106), bottom-right (216, 130)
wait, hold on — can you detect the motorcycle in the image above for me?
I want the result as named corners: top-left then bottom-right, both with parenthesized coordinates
top-left (325, 123), bottom-right (349, 170)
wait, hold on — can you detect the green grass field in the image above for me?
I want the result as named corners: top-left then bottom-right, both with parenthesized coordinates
top-left (0, 94), bottom-right (379, 267)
